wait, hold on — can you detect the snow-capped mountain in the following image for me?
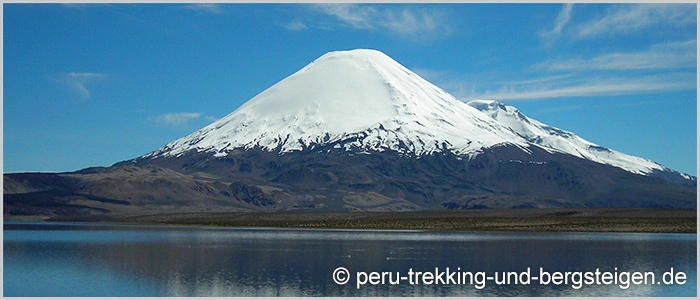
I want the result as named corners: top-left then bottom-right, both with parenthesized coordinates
top-left (144, 49), bottom-right (691, 184)
top-left (122, 48), bottom-right (695, 211)
top-left (467, 100), bottom-right (694, 184)
top-left (145, 49), bottom-right (531, 159)
top-left (5, 49), bottom-right (694, 215)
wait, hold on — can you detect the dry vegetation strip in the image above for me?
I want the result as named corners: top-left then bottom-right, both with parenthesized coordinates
top-left (65, 208), bottom-right (697, 233)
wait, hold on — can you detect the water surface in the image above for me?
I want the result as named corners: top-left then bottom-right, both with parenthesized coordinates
top-left (3, 222), bottom-right (696, 296)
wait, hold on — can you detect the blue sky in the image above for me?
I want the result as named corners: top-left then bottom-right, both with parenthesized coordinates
top-left (3, 3), bottom-right (697, 176)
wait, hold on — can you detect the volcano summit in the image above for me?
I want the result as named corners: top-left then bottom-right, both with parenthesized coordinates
top-left (145, 49), bottom-right (527, 159)
top-left (4, 49), bottom-right (696, 218)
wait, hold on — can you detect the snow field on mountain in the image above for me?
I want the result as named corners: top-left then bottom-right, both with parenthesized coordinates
top-left (467, 99), bottom-right (685, 178)
top-left (144, 49), bottom-right (692, 182)
top-left (148, 49), bottom-right (527, 158)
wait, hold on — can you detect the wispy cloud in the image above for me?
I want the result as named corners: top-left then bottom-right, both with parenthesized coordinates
top-left (539, 4), bottom-right (695, 45)
top-left (315, 4), bottom-right (375, 29)
top-left (58, 72), bottom-right (105, 100)
top-left (451, 2), bottom-right (697, 103)
top-left (536, 100), bottom-right (674, 115)
top-left (312, 4), bottom-right (450, 40)
top-left (551, 4), bottom-right (573, 36)
top-left (183, 4), bottom-right (224, 15)
top-left (575, 4), bottom-right (695, 39)
top-left (154, 112), bottom-right (219, 125)
top-left (495, 74), bottom-right (576, 86)
top-left (539, 3), bottom-right (574, 43)
top-left (460, 73), bottom-right (696, 101)
top-left (382, 8), bottom-right (444, 37)
top-left (535, 39), bottom-right (697, 71)
top-left (281, 19), bottom-right (308, 31)
top-left (155, 112), bottom-right (203, 125)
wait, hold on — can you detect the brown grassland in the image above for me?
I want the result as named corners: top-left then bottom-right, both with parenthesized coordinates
top-left (46, 208), bottom-right (697, 233)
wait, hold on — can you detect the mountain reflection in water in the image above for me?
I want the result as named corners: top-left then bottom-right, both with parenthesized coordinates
top-left (3, 222), bottom-right (696, 297)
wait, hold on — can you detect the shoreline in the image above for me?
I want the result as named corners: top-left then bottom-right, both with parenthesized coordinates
top-left (11, 208), bottom-right (696, 233)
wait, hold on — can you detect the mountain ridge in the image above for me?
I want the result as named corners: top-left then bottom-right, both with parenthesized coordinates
top-left (467, 99), bottom-right (695, 184)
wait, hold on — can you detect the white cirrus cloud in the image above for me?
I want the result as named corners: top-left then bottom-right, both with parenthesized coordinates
top-left (282, 19), bottom-right (308, 31)
top-left (539, 3), bottom-right (574, 42)
top-left (315, 4), bottom-right (375, 29)
top-left (183, 4), bottom-right (224, 15)
top-left (535, 39), bottom-right (697, 72)
top-left (459, 73), bottom-right (696, 101)
top-left (58, 72), bottom-right (105, 99)
top-left (313, 4), bottom-right (450, 40)
top-left (155, 112), bottom-right (203, 125)
top-left (575, 4), bottom-right (695, 39)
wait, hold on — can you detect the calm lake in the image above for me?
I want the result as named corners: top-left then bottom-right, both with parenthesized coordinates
top-left (3, 222), bottom-right (696, 297)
